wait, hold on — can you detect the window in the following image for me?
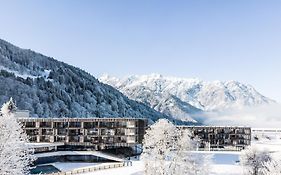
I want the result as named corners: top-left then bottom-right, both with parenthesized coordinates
top-left (87, 128), bottom-right (99, 135)
top-left (40, 122), bottom-right (52, 128)
top-left (25, 122), bottom-right (36, 128)
top-left (69, 122), bottom-right (81, 128)
top-left (57, 129), bottom-right (67, 135)
top-left (99, 122), bottom-right (107, 128)
top-left (55, 136), bottom-right (66, 142)
top-left (54, 122), bottom-right (68, 128)
top-left (84, 122), bottom-right (98, 129)
top-left (68, 129), bottom-right (81, 136)
top-left (42, 129), bottom-right (53, 135)
top-left (26, 129), bottom-right (38, 136)
top-left (69, 136), bottom-right (80, 142)
top-left (29, 136), bottom-right (37, 142)
top-left (40, 136), bottom-right (51, 142)
top-left (116, 128), bottom-right (126, 135)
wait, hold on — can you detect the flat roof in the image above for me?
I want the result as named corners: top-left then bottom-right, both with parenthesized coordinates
top-left (252, 128), bottom-right (281, 131)
top-left (27, 142), bottom-right (65, 148)
top-left (18, 117), bottom-right (148, 121)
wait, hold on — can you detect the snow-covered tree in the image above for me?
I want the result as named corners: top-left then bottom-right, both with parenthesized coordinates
top-left (240, 146), bottom-right (272, 175)
top-left (0, 98), bottom-right (34, 175)
top-left (141, 119), bottom-right (178, 175)
top-left (141, 119), bottom-right (212, 175)
top-left (169, 129), bottom-right (212, 175)
top-left (261, 158), bottom-right (281, 175)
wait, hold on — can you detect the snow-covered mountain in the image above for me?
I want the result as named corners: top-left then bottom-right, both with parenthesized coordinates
top-left (100, 74), bottom-right (275, 122)
top-left (0, 39), bottom-right (187, 123)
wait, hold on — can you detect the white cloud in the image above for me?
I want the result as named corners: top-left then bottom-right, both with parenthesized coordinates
top-left (202, 104), bottom-right (281, 128)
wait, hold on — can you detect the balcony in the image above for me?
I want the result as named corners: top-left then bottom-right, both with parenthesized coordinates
top-left (127, 122), bottom-right (135, 128)
top-left (41, 129), bottom-right (53, 135)
top-left (40, 136), bottom-right (51, 142)
top-left (69, 122), bottom-right (81, 128)
top-left (29, 136), bottom-right (37, 142)
top-left (84, 122), bottom-right (98, 129)
top-left (57, 129), bottom-right (67, 135)
top-left (68, 136), bottom-right (80, 142)
top-left (40, 122), bottom-right (52, 128)
top-left (86, 129), bottom-right (99, 135)
top-left (55, 136), bottom-right (66, 142)
top-left (25, 122), bottom-right (36, 128)
top-left (26, 129), bottom-right (39, 136)
top-left (127, 136), bottom-right (136, 144)
top-left (54, 122), bottom-right (68, 128)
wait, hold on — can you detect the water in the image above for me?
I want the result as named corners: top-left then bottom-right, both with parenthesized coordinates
top-left (30, 165), bottom-right (61, 174)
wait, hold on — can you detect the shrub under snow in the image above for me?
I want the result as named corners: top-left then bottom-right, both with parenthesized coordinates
top-left (240, 146), bottom-right (271, 175)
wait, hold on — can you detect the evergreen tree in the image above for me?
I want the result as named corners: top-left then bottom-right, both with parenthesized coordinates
top-left (0, 98), bottom-right (35, 175)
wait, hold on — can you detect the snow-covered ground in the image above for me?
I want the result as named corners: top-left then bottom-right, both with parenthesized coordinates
top-left (45, 142), bottom-right (279, 175)
top-left (78, 161), bottom-right (144, 175)
top-left (211, 164), bottom-right (242, 175)
top-left (40, 131), bottom-right (281, 175)
top-left (76, 152), bottom-right (242, 175)
top-left (76, 137), bottom-right (281, 175)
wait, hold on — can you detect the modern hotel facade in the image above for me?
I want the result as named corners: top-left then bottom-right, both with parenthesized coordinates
top-left (18, 118), bottom-right (147, 151)
top-left (181, 126), bottom-right (251, 151)
top-left (18, 116), bottom-right (251, 152)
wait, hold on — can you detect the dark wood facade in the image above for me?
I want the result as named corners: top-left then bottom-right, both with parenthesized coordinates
top-left (18, 118), bottom-right (147, 150)
top-left (181, 126), bottom-right (251, 151)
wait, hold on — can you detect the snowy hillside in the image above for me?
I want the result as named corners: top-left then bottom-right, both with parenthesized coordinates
top-left (0, 39), bottom-right (182, 123)
top-left (100, 74), bottom-right (275, 122)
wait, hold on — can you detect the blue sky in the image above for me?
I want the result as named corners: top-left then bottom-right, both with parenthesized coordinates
top-left (0, 0), bottom-right (280, 102)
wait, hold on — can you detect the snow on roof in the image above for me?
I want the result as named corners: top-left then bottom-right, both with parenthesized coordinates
top-left (18, 117), bottom-right (147, 121)
top-left (252, 128), bottom-right (281, 131)
top-left (35, 151), bottom-right (124, 162)
top-left (26, 142), bottom-right (64, 148)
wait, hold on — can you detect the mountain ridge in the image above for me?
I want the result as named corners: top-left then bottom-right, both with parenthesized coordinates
top-left (0, 38), bottom-right (191, 124)
top-left (100, 74), bottom-right (275, 122)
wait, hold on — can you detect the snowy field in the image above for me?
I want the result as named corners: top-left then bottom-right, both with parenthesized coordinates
top-left (76, 152), bottom-right (243, 175)
top-left (76, 138), bottom-right (281, 175)
top-left (43, 132), bottom-right (281, 175)
top-left (78, 161), bottom-right (144, 175)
